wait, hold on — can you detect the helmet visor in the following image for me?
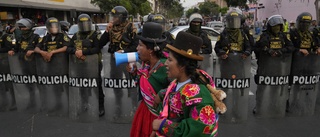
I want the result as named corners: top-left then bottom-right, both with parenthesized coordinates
top-left (268, 16), bottom-right (284, 26)
top-left (226, 17), bottom-right (241, 29)
top-left (78, 21), bottom-right (92, 32)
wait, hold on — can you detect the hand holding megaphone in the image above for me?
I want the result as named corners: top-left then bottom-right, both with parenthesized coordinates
top-left (126, 62), bottom-right (137, 74)
top-left (114, 52), bottom-right (139, 66)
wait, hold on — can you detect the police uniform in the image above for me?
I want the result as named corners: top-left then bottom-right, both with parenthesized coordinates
top-left (67, 31), bottom-right (100, 55)
top-left (14, 33), bottom-right (40, 53)
top-left (312, 27), bottom-right (320, 48)
top-left (99, 21), bottom-right (138, 53)
top-left (255, 30), bottom-right (294, 60)
top-left (214, 29), bottom-right (251, 56)
top-left (290, 12), bottom-right (318, 52)
top-left (290, 28), bottom-right (317, 51)
top-left (37, 33), bottom-right (70, 52)
top-left (0, 34), bottom-right (13, 53)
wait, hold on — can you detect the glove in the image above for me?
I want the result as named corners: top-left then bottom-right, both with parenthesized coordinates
top-left (275, 50), bottom-right (283, 56)
top-left (267, 49), bottom-right (276, 56)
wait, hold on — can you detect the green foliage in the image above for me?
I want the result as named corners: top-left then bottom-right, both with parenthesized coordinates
top-left (158, 0), bottom-right (184, 19)
top-left (90, 0), bottom-right (152, 16)
top-left (199, 1), bottom-right (219, 16)
top-left (219, 7), bottom-right (229, 15)
top-left (166, 1), bottom-right (184, 19)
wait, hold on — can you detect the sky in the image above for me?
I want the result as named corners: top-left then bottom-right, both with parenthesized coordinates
top-left (180, 0), bottom-right (205, 9)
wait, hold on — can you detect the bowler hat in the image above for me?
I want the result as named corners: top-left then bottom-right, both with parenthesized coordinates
top-left (138, 22), bottom-right (166, 43)
top-left (166, 31), bottom-right (204, 61)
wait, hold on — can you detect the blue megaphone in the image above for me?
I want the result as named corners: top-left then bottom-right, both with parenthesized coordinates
top-left (115, 52), bottom-right (139, 66)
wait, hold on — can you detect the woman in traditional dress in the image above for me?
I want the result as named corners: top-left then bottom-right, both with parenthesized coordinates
top-left (152, 31), bottom-right (220, 137)
top-left (129, 22), bottom-right (170, 137)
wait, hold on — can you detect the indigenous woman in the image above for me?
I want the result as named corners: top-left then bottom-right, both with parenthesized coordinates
top-left (129, 22), bottom-right (170, 137)
top-left (152, 31), bottom-right (219, 137)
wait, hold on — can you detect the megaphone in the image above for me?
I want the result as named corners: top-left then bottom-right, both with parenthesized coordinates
top-left (115, 52), bottom-right (139, 66)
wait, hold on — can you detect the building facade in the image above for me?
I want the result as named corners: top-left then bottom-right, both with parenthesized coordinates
top-left (256, 0), bottom-right (316, 22)
top-left (0, 0), bottom-right (104, 27)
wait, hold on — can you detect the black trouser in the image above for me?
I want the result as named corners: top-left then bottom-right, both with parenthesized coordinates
top-left (98, 61), bottom-right (104, 110)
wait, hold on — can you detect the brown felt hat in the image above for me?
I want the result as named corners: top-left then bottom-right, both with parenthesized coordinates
top-left (166, 31), bottom-right (204, 61)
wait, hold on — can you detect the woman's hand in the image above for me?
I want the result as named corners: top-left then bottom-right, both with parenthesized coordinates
top-left (8, 50), bottom-right (15, 56)
top-left (153, 95), bottom-right (161, 108)
top-left (152, 119), bottom-right (164, 131)
top-left (126, 63), bottom-right (137, 74)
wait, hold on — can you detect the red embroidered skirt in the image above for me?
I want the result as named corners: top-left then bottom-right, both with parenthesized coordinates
top-left (130, 101), bottom-right (157, 137)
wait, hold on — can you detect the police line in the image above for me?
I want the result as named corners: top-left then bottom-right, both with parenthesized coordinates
top-left (255, 75), bottom-right (320, 85)
top-left (0, 73), bottom-right (137, 88)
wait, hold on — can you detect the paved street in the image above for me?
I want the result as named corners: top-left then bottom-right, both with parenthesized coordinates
top-left (1, 95), bottom-right (320, 137)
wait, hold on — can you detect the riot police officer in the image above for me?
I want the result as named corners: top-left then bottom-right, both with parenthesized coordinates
top-left (186, 13), bottom-right (212, 54)
top-left (0, 27), bottom-right (14, 53)
top-left (8, 18), bottom-right (40, 57)
top-left (255, 15), bottom-right (294, 59)
top-left (66, 14), bottom-right (105, 116)
top-left (290, 12), bottom-right (320, 55)
top-left (34, 17), bottom-right (69, 62)
top-left (147, 14), bottom-right (175, 52)
top-left (214, 11), bottom-right (251, 59)
top-left (99, 6), bottom-right (138, 120)
top-left (60, 21), bottom-right (70, 36)
top-left (253, 15), bottom-right (294, 116)
top-left (99, 6), bottom-right (138, 52)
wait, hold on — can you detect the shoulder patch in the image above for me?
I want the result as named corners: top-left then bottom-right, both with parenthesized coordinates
top-left (249, 30), bottom-right (253, 35)
top-left (286, 34), bottom-right (291, 41)
top-left (255, 35), bottom-right (260, 41)
top-left (217, 35), bottom-right (220, 41)
top-left (63, 35), bottom-right (70, 42)
top-left (38, 37), bottom-right (43, 43)
top-left (6, 36), bottom-right (12, 42)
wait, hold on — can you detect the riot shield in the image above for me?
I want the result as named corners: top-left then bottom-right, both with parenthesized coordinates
top-left (254, 52), bottom-right (292, 118)
top-left (102, 46), bottom-right (138, 123)
top-left (36, 53), bottom-right (69, 116)
top-left (69, 54), bottom-right (99, 122)
top-left (214, 53), bottom-right (251, 123)
top-left (288, 52), bottom-right (320, 116)
top-left (199, 54), bottom-right (214, 77)
top-left (8, 53), bottom-right (41, 113)
top-left (0, 53), bottom-right (16, 111)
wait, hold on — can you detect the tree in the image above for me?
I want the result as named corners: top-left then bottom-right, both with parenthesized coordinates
top-left (219, 7), bottom-right (229, 15)
top-left (199, 1), bottom-right (219, 17)
top-left (90, 0), bottom-right (152, 16)
top-left (157, 0), bottom-right (184, 19)
top-left (166, 1), bottom-right (184, 19)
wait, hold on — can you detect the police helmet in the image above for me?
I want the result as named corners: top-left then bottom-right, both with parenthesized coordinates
top-left (46, 17), bottom-right (60, 34)
top-left (60, 21), bottom-right (70, 32)
top-left (148, 14), bottom-right (166, 28)
top-left (225, 11), bottom-right (242, 29)
top-left (189, 13), bottom-right (203, 23)
top-left (16, 18), bottom-right (34, 30)
top-left (296, 12), bottom-right (312, 31)
top-left (232, 8), bottom-right (246, 25)
top-left (77, 14), bottom-right (92, 32)
top-left (111, 6), bottom-right (128, 23)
